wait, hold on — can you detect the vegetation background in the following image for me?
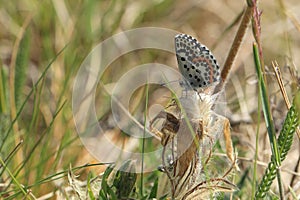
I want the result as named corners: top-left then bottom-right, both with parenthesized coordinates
top-left (0, 0), bottom-right (299, 199)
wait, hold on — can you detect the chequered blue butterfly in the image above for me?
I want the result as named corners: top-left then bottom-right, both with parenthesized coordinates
top-left (175, 34), bottom-right (220, 90)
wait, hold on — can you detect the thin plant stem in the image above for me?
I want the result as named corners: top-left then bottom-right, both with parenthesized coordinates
top-left (253, 44), bottom-right (280, 165)
top-left (253, 43), bottom-right (283, 199)
top-left (272, 61), bottom-right (291, 108)
top-left (252, 88), bottom-right (261, 200)
top-left (0, 140), bottom-right (23, 169)
top-left (0, 157), bottom-right (28, 197)
top-left (251, 1), bottom-right (265, 77)
top-left (140, 82), bottom-right (149, 197)
top-left (272, 61), bottom-right (300, 140)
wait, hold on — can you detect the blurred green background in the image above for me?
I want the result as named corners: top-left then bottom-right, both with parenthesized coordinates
top-left (0, 0), bottom-right (299, 199)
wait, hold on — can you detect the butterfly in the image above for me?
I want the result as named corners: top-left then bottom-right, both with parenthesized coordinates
top-left (175, 34), bottom-right (220, 91)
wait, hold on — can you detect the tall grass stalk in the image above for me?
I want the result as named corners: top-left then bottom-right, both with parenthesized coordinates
top-left (255, 92), bottom-right (299, 198)
top-left (252, 84), bottom-right (261, 199)
top-left (253, 43), bottom-right (284, 199)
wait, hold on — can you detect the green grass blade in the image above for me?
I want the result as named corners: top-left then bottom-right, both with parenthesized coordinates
top-left (253, 43), bottom-right (280, 166)
top-left (0, 62), bottom-right (7, 113)
top-left (3, 101), bottom-right (66, 194)
top-left (252, 85), bottom-right (262, 199)
top-left (99, 165), bottom-right (117, 200)
top-left (0, 45), bottom-right (68, 154)
top-left (113, 160), bottom-right (137, 199)
top-left (255, 92), bottom-right (300, 198)
top-left (14, 29), bottom-right (30, 109)
top-left (0, 156), bottom-right (28, 197)
top-left (87, 172), bottom-right (96, 200)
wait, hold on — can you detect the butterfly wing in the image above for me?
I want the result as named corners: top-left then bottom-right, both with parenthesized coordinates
top-left (175, 34), bottom-right (220, 89)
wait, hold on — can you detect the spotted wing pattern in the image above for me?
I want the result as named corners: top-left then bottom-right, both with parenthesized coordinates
top-left (175, 34), bottom-right (220, 90)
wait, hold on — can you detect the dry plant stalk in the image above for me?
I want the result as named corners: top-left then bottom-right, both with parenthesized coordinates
top-left (150, 91), bottom-right (238, 199)
top-left (272, 61), bottom-right (300, 140)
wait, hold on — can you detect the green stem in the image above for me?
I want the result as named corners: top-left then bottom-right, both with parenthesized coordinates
top-left (253, 43), bottom-right (283, 199)
top-left (140, 82), bottom-right (149, 197)
top-left (253, 43), bottom-right (280, 166)
top-left (252, 86), bottom-right (261, 199)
